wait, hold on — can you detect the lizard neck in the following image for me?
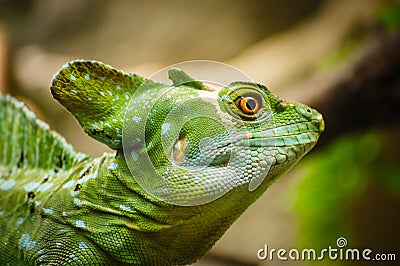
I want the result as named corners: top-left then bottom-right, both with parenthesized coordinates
top-left (75, 152), bottom-right (260, 264)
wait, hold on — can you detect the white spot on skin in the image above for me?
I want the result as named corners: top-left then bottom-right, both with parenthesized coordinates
top-left (62, 180), bottom-right (75, 189)
top-left (16, 217), bottom-right (24, 226)
top-left (70, 90), bottom-right (77, 96)
top-left (119, 204), bottom-right (132, 211)
top-left (100, 91), bottom-right (105, 97)
top-left (116, 85), bottom-right (121, 90)
top-left (74, 198), bottom-right (82, 206)
top-left (78, 171), bottom-right (98, 184)
top-left (70, 254), bottom-right (79, 261)
top-left (84, 74), bottom-right (90, 80)
top-left (88, 97), bottom-right (93, 101)
top-left (0, 210), bottom-right (5, 216)
top-left (56, 242), bottom-right (62, 247)
top-left (146, 141), bottom-right (153, 149)
top-left (131, 151), bottom-right (139, 161)
top-left (107, 91), bottom-right (113, 96)
top-left (19, 233), bottom-right (38, 251)
top-left (24, 182), bottom-right (41, 192)
top-left (217, 95), bottom-right (232, 103)
top-left (70, 74), bottom-right (76, 81)
top-left (42, 208), bottom-right (54, 215)
top-left (1, 179), bottom-right (16, 191)
top-left (70, 190), bottom-right (80, 197)
top-left (161, 123), bottom-right (171, 135)
top-left (78, 241), bottom-right (89, 251)
top-left (37, 182), bottom-right (54, 193)
top-left (132, 116), bottom-right (142, 123)
top-left (75, 220), bottom-right (86, 229)
top-left (108, 163), bottom-right (119, 171)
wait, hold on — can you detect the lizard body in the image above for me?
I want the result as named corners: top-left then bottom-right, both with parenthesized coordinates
top-left (0, 61), bottom-right (324, 265)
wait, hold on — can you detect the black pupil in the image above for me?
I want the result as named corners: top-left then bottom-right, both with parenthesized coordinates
top-left (245, 98), bottom-right (257, 110)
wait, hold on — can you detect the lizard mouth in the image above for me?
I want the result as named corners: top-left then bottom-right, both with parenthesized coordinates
top-left (207, 121), bottom-right (322, 167)
top-left (234, 121), bottom-right (322, 147)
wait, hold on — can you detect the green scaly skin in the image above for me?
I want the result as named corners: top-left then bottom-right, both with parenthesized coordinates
top-left (0, 60), bottom-right (324, 265)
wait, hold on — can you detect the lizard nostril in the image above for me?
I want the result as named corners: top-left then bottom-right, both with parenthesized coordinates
top-left (299, 106), bottom-right (313, 119)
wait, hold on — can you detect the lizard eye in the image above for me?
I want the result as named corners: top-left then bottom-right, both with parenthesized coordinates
top-left (238, 95), bottom-right (261, 115)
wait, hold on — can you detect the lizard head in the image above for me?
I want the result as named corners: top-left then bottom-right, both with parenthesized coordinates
top-left (51, 61), bottom-right (324, 207)
top-left (123, 68), bottom-right (325, 206)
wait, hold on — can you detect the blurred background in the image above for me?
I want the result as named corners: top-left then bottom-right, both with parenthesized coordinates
top-left (0, 0), bottom-right (399, 265)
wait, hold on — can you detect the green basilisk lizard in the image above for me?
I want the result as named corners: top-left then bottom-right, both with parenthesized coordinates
top-left (0, 60), bottom-right (324, 265)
